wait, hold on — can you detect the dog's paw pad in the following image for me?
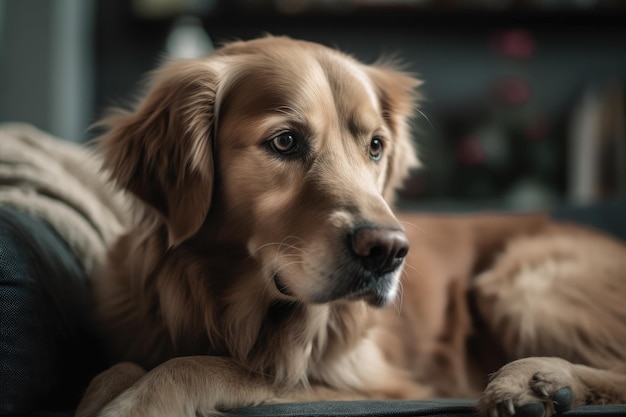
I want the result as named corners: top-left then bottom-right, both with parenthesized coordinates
top-left (529, 373), bottom-right (574, 413)
top-left (479, 358), bottom-right (581, 417)
top-left (552, 387), bottom-right (573, 414)
top-left (482, 386), bottom-right (574, 417)
top-left (515, 402), bottom-right (544, 417)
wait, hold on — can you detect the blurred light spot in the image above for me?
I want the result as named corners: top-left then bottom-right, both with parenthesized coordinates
top-left (166, 15), bottom-right (213, 59)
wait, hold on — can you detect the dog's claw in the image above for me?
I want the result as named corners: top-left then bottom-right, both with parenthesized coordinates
top-left (506, 398), bottom-right (515, 415)
top-left (490, 407), bottom-right (499, 417)
top-left (539, 386), bottom-right (549, 398)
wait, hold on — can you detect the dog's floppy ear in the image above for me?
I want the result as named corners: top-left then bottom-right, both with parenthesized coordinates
top-left (99, 59), bottom-right (222, 247)
top-left (365, 64), bottom-right (422, 203)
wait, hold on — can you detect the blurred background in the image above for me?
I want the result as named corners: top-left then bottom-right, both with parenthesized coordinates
top-left (1, 0), bottom-right (625, 211)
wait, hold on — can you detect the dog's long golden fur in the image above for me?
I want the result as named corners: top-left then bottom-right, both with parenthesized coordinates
top-left (77, 37), bottom-right (626, 417)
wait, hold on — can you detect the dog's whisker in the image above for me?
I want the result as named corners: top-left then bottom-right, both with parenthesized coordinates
top-left (415, 108), bottom-right (435, 132)
top-left (402, 262), bottom-right (424, 278)
top-left (393, 276), bottom-right (405, 316)
top-left (278, 236), bottom-right (306, 253)
top-left (274, 260), bottom-right (305, 275)
top-left (274, 253), bottom-right (302, 259)
top-left (250, 238), bottom-right (306, 269)
top-left (399, 220), bottom-right (425, 233)
top-left (249, 241), bottom-right (302, 257)
top-left (265, 237), bottom-right (306, 279)
top-left (277, 244), bottom-right (306, 255)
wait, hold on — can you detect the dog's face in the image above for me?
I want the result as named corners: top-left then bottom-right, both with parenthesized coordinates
top-left (100, 37), bottom-right (420, 307)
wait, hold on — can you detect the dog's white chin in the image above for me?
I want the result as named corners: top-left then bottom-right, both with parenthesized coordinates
top-left (317, 271), bottom-right (401, 307)
top-left (359, 279), bottom-right (400, 308)
top-left (270, 256), bottom-right (403, 307)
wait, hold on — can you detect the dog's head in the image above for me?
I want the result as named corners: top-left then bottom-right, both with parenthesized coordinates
top-left (100, 36), bottom-right (420, 307)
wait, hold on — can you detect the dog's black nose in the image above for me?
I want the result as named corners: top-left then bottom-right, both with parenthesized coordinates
top-left (350, 226), bottom-right (409, 274)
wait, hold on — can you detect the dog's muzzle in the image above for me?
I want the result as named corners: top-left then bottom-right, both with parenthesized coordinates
top-left (273, 226), bottom-right (409, 306)
top-left (349, 226), bottom-right (409, 275)
top-left (339, 225), bottom-right (409, 307)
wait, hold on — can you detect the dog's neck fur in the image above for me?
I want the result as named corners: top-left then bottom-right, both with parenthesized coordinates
top-left (97, 210), bottom-right (376, 391)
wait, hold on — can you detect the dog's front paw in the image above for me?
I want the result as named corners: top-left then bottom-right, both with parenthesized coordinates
top-left (478, 357), bottom-right (584, 417)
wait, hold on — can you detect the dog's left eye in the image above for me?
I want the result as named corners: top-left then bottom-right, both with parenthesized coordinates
top-left (369, 137), bottom-right (383, 161)
top-left (270, 132), bottom-right (298, 155)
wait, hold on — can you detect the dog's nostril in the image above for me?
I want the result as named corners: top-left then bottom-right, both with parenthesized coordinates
top-left (350, 226), bottom-right (409, 274)
top-left (369, 246), bottom-right (386, 259)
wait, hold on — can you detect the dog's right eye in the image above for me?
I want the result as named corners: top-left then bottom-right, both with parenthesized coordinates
top-left (269, 132), bottom-right (299, 155)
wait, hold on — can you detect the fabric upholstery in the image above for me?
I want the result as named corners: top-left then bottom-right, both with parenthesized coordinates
top-left (228, 401), bottom-right (626, 417)
top-left (0, 207), bottom-right (107, 416)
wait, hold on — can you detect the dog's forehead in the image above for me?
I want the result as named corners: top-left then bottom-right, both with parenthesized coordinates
top-left (317, 51), bottom-right (381, 119)
top-left (220, 45), bottom-right (382, 129)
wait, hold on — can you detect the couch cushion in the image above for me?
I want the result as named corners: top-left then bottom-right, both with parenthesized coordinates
top-left (0, 207), bottom-right (107, 415)
top-left (228, 400), bottom-right (626, 417)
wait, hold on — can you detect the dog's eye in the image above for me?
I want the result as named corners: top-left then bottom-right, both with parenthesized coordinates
top-left (369, 137), bottom-right (383, 161)
top-left (270, 132), bottom-right (298, 154)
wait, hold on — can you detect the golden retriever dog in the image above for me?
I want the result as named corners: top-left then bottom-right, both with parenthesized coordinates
top-left (76, 36), bottom-right (626, 417)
